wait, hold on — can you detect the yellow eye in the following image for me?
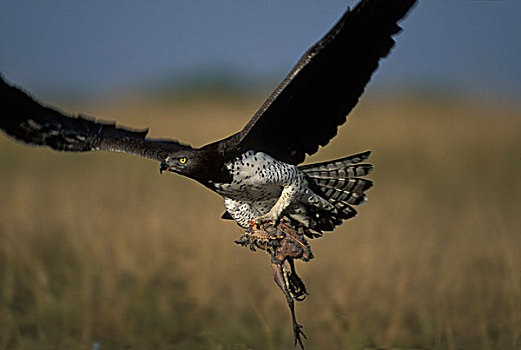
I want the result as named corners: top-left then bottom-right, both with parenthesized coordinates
top-left (178, 157), bottom-right (187, 164)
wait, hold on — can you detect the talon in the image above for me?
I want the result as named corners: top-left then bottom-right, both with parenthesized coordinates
top-left (249, 214), bottom-right (273, 228)
top-left (250, 212), bottom-right (281, 228)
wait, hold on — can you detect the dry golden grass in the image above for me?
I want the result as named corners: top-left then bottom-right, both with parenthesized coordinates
top-left (0, 91), bottom-right (520, 349)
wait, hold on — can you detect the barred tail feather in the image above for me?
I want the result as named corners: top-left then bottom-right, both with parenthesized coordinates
top-left (296, 151), bottom-right (373, 237)
top-left (300, 151), bottom-right (373, 199)
top-left (298, 151), bottom-right (371, 171)
top-left (332, 200), bottom-right (357, 219)
top-left (322, 187), bottom-right (368, 205)
top-left (301, 164), bottom-right (373, 179)
top-left (300, 200), bottom-right (356, 235)
top-left (312, 177), bottom-right (373, 193)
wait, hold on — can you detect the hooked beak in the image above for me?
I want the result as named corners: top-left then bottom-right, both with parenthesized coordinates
top-left (159, 160), bottom-right (170, 174)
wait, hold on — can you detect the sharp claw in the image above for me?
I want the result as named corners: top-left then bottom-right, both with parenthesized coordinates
top-left (249, 215), bottom-right (278, 228)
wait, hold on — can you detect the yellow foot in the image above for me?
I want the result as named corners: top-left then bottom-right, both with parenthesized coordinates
top-left (249, 213), bottom-right (279, 228)
top-left (248, 231), bottom-right (284, 241)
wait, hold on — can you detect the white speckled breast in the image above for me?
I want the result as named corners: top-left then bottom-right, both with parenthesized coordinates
top-left (214, 151), bottom-right (285, 199)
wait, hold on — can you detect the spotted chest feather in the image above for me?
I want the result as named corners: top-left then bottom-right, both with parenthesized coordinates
top-left (213, 151), bottom-right (303, 202)
top-left (209, 151), bottom-right (312, 227)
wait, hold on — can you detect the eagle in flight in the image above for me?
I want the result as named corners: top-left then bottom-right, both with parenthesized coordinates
top-left (1, 0), bottom-right (416, 347)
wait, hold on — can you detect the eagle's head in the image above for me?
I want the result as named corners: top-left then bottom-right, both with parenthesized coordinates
top-left (159, 149), bottom-right (224, 184)
top-left (160, 150), bottom-right (202, 175)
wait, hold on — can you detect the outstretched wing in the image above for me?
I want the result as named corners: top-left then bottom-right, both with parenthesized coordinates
top-left (228, 0), bottom-right (416, 165)
top-left (0, 75), bottom-right (191, 161)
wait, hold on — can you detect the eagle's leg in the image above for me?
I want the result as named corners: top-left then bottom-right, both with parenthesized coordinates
top-left (272, 257), bottom-right (307, 349)
top-left (252, 183), bottom-right (300, 227)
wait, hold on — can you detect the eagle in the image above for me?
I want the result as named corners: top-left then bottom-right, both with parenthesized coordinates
top-left (1, 0), bottom-right (416, 347)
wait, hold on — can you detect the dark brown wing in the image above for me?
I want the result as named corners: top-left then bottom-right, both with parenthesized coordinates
top-left (226, 0), bottom-right (416, 164)
top-left (0, 75), bottom-right (191, 161)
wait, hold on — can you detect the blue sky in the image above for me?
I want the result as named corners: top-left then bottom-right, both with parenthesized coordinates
top-left (1, 0), bottom-right (520, 100)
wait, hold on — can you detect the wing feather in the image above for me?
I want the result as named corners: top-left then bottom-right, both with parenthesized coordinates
top-left (0, 75), bottom-right (191, 161)
top-left (227, 0), bottom-right (416, 164)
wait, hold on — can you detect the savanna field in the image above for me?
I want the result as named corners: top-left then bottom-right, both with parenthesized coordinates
top-left (0, 89), bottom-right (520, 349)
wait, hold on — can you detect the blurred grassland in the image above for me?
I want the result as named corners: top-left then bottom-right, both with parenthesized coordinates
top-left (0, 90), bottom-right (520, 350)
